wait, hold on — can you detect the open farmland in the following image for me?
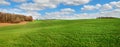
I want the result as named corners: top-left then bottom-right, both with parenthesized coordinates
top-left (0, 19), bottom-right (120, 47)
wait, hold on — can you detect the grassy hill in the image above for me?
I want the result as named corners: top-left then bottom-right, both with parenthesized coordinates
top-left (0, 19), bottom-right (120, 47)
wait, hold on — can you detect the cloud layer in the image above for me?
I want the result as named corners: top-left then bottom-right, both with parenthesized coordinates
top-left (0, 0), bottom-right (10, 5)
top-left (0, 0), bottom-right (120, 20)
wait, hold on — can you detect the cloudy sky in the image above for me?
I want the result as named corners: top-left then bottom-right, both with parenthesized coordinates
top-left (0, 0), bottom-right (120, 19)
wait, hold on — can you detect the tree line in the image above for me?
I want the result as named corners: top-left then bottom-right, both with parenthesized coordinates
top-left (97, 17), bottom-right (118, 19)
top-left (0, 12), bottom-right (33, 23)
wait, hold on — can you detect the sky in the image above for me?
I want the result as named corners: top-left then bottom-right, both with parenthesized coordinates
top-left (0, 0), bottom-right (120, 20)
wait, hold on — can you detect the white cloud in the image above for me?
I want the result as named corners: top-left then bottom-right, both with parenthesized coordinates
top-left (61, 8), bottom-right (75, 13)
top-left (25, 11), bottom-right (42, 19)
top-left (40, 8), bottom-right (120, 20)
top-left (19, 3), bottom-right (57, 11)
top-left (18, 0), bottom-right (91, 18)
top-left (79, 9), bottom-right (120, 19)
top-left (99, 9), bottom-right (120, 17)
top-left (101, 4), bottom-right (112, 10)
top-left (81, 1), bottom-right (120, 11)
top-left (33, 0), bottom-right (50, 3)
top-left (81, 5), bottom-right (96, 11)
top-left (33, 0), bottom-right (90, 5)
top-left (11, 0), bottom-right (27, 2)
top-left (0, 0), bottom-right (10, 5)
top-left (61, 0), bottom-right (90, 5)
top-left (82, 9), bottom-right (120, 19)
top-left (0, 8), bottom-right (24, 14)
top-left (42, 8), bottom-right (75, 19)
top-left (19, 0), bottom-right (90, 11)
top-left (19, 3), bottom-right (44, 11)
top-left (81, 4), bottom-right (101, 11)
top-left (110, 1), bottom-right (120, 9)
top-left (96, 4), bottom-right (102, 9)
top-left (45, 8), bottom-right (75, 17)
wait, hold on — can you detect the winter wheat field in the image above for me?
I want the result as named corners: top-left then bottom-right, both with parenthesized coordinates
top-left (0, 19), bottom-right (120, 47)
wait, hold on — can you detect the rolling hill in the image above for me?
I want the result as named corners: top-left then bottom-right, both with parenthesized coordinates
top-left (0, 19), bottom-right (120, 47)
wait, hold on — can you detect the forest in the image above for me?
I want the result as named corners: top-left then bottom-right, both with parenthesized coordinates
top-left (0, 12), bottom-right (33, 23)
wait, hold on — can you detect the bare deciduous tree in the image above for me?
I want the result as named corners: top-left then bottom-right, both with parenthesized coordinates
top-left (0, 12), bottom-right (33, 23)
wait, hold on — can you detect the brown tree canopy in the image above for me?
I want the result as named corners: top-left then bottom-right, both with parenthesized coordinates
top-left (0, 12), bottom-right (33, 23)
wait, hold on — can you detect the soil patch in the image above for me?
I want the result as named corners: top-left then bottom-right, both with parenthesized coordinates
top-left (0, 22), bottom-right (28, 27)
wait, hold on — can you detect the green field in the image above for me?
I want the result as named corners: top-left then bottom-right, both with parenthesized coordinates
top-left (0, 19), bottom-right (120, 47)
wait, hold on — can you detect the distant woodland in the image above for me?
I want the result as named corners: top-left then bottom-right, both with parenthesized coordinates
top-left (0, 12), bottom-right (33, 23)
top-left (97, 17), bottom-right (118, 19)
